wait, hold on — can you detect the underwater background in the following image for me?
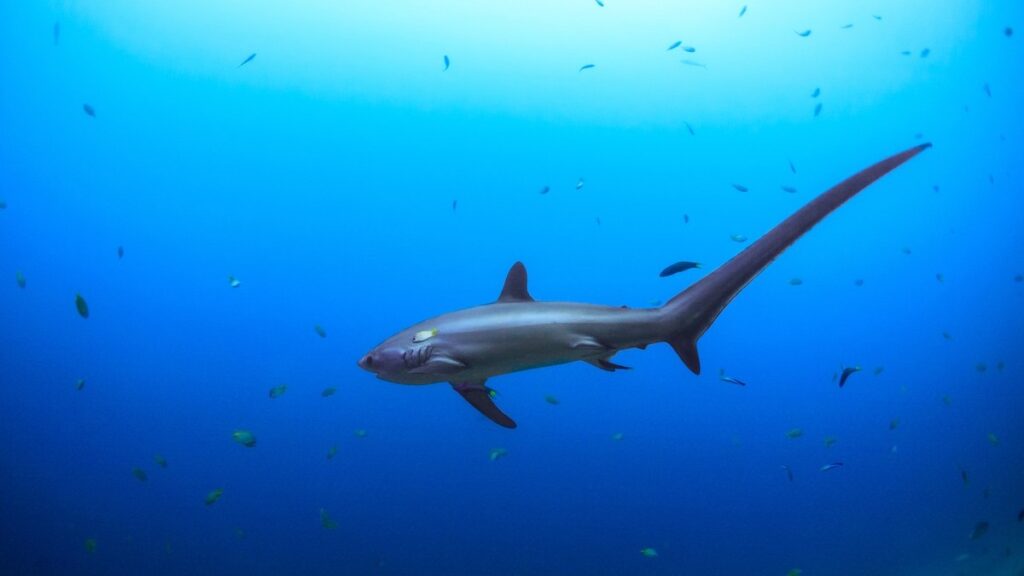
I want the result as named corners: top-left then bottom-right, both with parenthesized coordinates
top-left (1, 1), bottom-right (1022, 575)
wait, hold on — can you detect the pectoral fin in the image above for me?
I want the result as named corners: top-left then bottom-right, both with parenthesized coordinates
top-left (451, 381), bottom-right (517, 429)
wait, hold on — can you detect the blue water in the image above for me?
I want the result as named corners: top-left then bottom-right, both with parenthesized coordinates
top-left (2, 2), bottom-right (1022, 575)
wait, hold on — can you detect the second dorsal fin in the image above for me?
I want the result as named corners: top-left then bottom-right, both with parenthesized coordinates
top-left (497, 261), bottom-right (534, 302)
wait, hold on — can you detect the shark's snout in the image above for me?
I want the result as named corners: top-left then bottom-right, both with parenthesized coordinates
top-left (357, 353), bottom-right (375, 372)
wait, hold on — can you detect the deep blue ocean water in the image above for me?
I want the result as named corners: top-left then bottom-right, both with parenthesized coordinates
top-left (2, 2), bottom-right (1022, 575)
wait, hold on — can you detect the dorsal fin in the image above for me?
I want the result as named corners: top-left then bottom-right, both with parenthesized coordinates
top-left (497, 261), bottom-right (534, 302)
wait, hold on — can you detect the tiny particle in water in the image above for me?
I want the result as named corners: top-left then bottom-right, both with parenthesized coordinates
top-left (683, 213), bottom-right (689, 224)
top-left (854, 279), bottom-right (864, 286)
top-left (920, 48), bottom-right (931, 58)
top-left (788, 278), bottom-right (803, 286)
top-left (684, 121), bottom-right (695, 136)
top-left (321, 387), bottom-right (337, 397)
top-left (75, 378), bottom-right (85, 391)
top-left (539, 185), bottom-right (550, 195)
top-left (795, 30), bottom-right (812, 37)
top-left (452, 199), bottom-right (457, 212)
top-left (576, 178), bottom-right (585, 190)
top-left (640, 547), bottom-right (658, 558)
top-left (1005, 27), bottom-right (1013, 38)
top-left (970, 521), bottom-right (989, 540)
top-left (738, 5), bottom-right (747, 18)
top-left (730, 234), bottom-right (747, 243)
top-left (83, 104), bottom-right (96, 117)
top-left (732, 183), bottom-right (749, 192)
top-left (814, 102), bottom-right (823, 117)
top-left (788, 160), bottom-right (797, 173)
top-left (976, 362), bottom-right (988, 373)
top-left (314, 324), bottom-right (327, 338)
top-left (811, 87), bottom-right (820, 98)
top-left (782, 186), bottom-right (798, 193)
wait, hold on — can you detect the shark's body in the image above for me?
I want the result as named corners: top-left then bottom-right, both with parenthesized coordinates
top-left (359, 144), bottom-right (930, 428)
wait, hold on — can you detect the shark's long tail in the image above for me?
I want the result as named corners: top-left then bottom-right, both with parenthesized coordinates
top-left (661, 143), bottom-right (931, 374)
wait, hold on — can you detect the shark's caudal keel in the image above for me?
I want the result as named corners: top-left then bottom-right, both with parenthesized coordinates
top-left (358, 144), bottom-right (930, 428)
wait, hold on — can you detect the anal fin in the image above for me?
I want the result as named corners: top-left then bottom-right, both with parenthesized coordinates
top-left (668, 338), bottom-right (701, 375)
top-left (451, 381), bottom-right (517, 429)
top-left (585, 357), bottom-right (632, 371)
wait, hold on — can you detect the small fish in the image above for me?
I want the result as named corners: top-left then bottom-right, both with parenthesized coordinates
top-left (452, 199), bottom-right (457, 212)
top-left (795, 30), bottom-right (812, 37)
top-left (840, 23), bottom-right (854, 29)
top-left (823, 436), bottom-right (837, 448)
top-left (84, 538), bottom-right (97, 553)
top-left (788, 278), bottom-right (803, 286)
top-left (320, 508), bottom-right (338, 529)
top-left (354, 429), bottom-right (368, 438)
top-left (811, 87), bottom-right (820, 98)
top-left (321, 387), bottom-right (337, 397)
top-left (75, 294), bottom-right (89, 319)
top-left (987, 432), bottom-right (999, 446)
top-left (53, 21), bottom-right (60, 46)
top-left (0, 199), bottom-right (6, 210)
top-left (732, 183), bottom-right (749, 192)
top-left (1016, 274), bottom-right (1023, 283)
top-left (683, 213), bottom-right (689, 224)
top-left (942, 394), bottom-right (952, 406)
top-left (996, 360), bottom-right (1004, 371)
top-left (579, 64), bottom-right (595, 72)
top-left (594, 0), bottom-right (604, 6)
top-left (718, 369), bottom-right (747, 387)
top-left (232, 429), bottom-right (256, 447)
top-left (443, 55), bottom-right (450, 71)
top-left (920, 48), bottom-right (930, 58)
top-left (488, 447), bottom-right (508, 461)
top-left (781, 465), bottom-right (794, 482)
top-left (901, 246), bottom-right (912, 255)
top-left (413, 328), bottom-right (438, 343)
top-left (889, 418), bottom-right (900, 430)
top-left (326, 445), bottom-right (338, 460)
top-left (983, 83), bottom-right (991, 97)
top-left (785, 428), bottom-right (803, 439)
top-left (684, 122), bottom-right (695, 136)
top-left (132, 467), bottom-right (148, 482)
top-left (872, 15), bottom-right (882, 21)
top-left (15, 271), bottom-right (26, 288)
top-left (969, 521), bottom-right (989, 540)
top-left (238, 53), bottom-right (256, 68)
top-left (205, 488), bottom-right (224, 506)
top-left (228, 275), bottom-right (241, 288)
top-left (781, 186), bottom-right (798, 193)
top-left (154, 454), bottom-right (168, 468)
top-left (314, 324), bottom-right (327, 338)
top-left (838, 365), bottom-right (861, 388)
top-left (75, 379), bottom-right (85, 391)
top-left (935, 272), bottom-right (944, 283)
top-left (873, 366), bottom-right (884, 376)
top-left (900, 50), bottom-right (912, 56)
top-left (1005, 27), bottom-right (1013, 38)
top-left (738, 5), bottom-right (747, 18)
top-left (659, 261), bottom-right (701, 277)
top-left (730, 234), bottom-right (747, 243)
top-left (544, 395), bottom-right (560, 405)
top-left (788, 159), bottom-right (797, 173)
top-left (682, 46), bottom-right (696, 53)
top-left (820, 462), bottom-right (843, 472)
top-left (680, 60), bottom-right (707, 69)
top-left (117, 245), bottom-right (124, 259)
top-left (576, 178), bottom-right (585, 190)
top-left (813, 102), bottom-right (822, 117)
top-left (640, 547), bottom-right (658, 558)
top-left (83, 104), bottom-right (95, 117)
top-left (539, 185), bottom-right (550, 195)
top-left (667, 40), bottom-right (682, 51)
top-left (611, 432), bottom-right (624, 441)
top-left (976, 362), bottom-right (988, 373)
top-left (1017, 509), bottom-right (1023, 522)
top-left (268, 384), bottom-right (287, 399)
top-left (960, 467), bottom-right (969, 486)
